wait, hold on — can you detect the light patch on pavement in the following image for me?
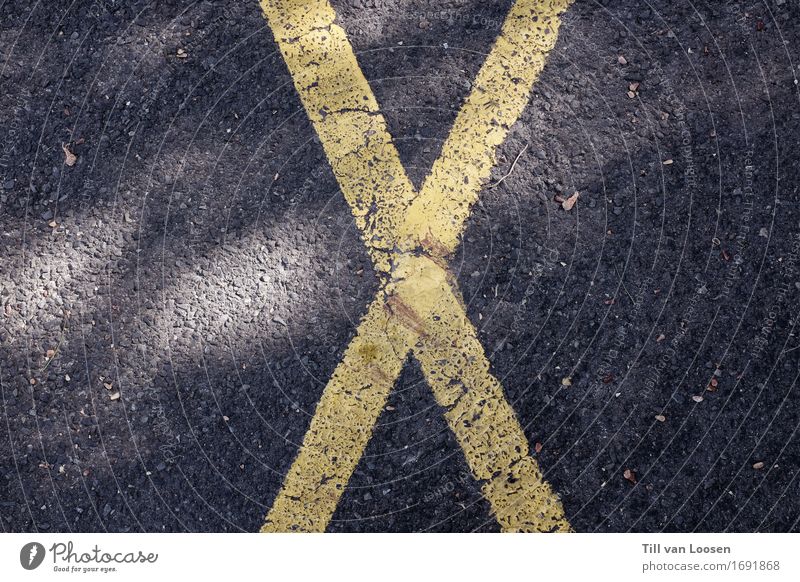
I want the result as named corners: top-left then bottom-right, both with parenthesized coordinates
top-left (258, 0), bottom-right (574, 532)
top-left (157, 231), bottom-right (318, 352)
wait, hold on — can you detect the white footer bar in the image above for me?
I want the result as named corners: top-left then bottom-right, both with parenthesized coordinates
top-left (1, 533), bottom-right (796, 581)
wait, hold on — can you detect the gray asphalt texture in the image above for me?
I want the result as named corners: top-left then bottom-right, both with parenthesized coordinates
top-left (1, 0), bottom-right (799, 533)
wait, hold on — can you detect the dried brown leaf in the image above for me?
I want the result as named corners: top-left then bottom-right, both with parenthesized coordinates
top-left (562, 191), bottom-right (579, 211)
top-left (62, 143), bottom-right (77, 166)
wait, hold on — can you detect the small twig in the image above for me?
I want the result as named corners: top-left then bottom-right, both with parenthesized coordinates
top-left (488, 144), bottom-right (528, 189)
top-left (40, 332), bottom-right (64, 373)
top-left (39, 312), bottom-right (69, 373)
top-left (615, 266), bottom-right (635, 305)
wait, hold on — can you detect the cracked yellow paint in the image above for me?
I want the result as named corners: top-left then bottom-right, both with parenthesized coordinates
top-left (400, 0), bottom-right (573, 255)
top-left (261, 0), bottom-right (416, 273)
top-left (395, 256), bottom-right (570, 532)
top-left (263, 290), bottom-right (417, 531)
top-left (258, 0), bottom-right (573, 532)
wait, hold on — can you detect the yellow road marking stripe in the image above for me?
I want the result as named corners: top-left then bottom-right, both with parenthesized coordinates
top-left (396, 257), bottom-right (570, 532)
top-left (262, 291), bottom-right (416, 531)
top-left (393, 256), bottom-right (571, 532)
top-left (260, 0), bottom-right (416, 274)
top-left (401, 0), bottom-right (573, 254)
top-left (257, 0), bottom-right (573, 532)
top-left (263, 254), bottom-right (570, 532)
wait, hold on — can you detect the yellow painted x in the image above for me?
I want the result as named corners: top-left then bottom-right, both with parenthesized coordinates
top-left (257, 0), bottom-right (574, 532)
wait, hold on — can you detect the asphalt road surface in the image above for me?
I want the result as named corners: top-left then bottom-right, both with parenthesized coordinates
top-left (2, 0), bottom-right (799, 533)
